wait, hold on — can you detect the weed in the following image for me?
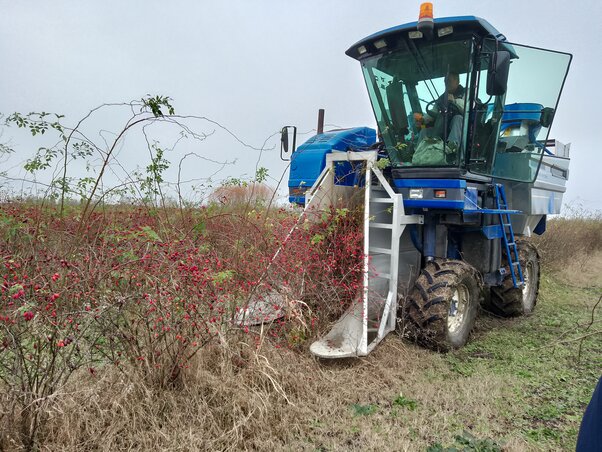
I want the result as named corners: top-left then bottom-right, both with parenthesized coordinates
top-left (393, 393), bottom-right (418, 410)
top-left (428, 431), bottom-right (502, 451)
top-left (351, 403), bottom-right (378, 416)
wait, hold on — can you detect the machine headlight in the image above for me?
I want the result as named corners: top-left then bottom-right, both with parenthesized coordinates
top-left (409, 189), bottom-right (424, 199)
top-left (374, 39), bottom-right (387, 49)
top-left (437, 26), bottom-right (454, 37)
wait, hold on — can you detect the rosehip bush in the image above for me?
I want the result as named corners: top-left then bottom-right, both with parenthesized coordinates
top-left (232, 205), bottom-right (366, 346)
top-left (1, 253), bottom-right (103, 450)
top-left (0, 201), bottom-right (365, 449)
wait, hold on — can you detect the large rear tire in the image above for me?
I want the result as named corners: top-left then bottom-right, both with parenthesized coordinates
top-left (489, 240), bottom-right (540, 317)
top-left (402, 259), bottom-right (482, 351)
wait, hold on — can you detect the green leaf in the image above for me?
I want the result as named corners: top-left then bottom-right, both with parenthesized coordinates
top-left (193, 220), bottom-right (207, 237)
top-left (140, 226), bottom-right (161, 242)
top-left (213, 270), bottom-right (235, 284)
top-left (310, 234), bottom-right (324, 245)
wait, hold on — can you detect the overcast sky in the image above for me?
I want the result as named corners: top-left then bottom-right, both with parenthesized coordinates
top-left (1, 0), bottom-right (601, 210)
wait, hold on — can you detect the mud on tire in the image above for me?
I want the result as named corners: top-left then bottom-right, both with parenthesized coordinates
top-left (401, 259), bottom-right (482, 351)
top-left (488, 240), bottom-right (540, 317)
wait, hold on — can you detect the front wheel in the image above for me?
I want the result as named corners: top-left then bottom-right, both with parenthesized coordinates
top-left (402, 259), bottom-right (482, 351)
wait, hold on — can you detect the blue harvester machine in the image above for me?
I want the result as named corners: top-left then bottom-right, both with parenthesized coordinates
top-left (279, 4), bottom-right (572, 357)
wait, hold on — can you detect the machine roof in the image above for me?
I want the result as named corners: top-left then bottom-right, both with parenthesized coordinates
top-left (346, 16), bottom-right (506, 59)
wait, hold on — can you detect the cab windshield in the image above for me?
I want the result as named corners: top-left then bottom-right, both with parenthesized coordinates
top-left (361, 38), bottom-right (473, 167)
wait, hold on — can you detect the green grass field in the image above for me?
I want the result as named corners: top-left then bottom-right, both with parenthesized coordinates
top-left (440, 275), bottom-right (601, 450)
top-left (270, 270), bottom-right (601, 451)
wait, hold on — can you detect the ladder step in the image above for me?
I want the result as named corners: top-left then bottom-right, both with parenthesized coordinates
top-left (369, 222), bottom-right (393, 229)
top-left (371, 198), bottom-right (394, 203)
top-left (369, 272), bottom-right (391, 279)
top-left (496, 183), bottom-right (523, 290)
top-left (369, 247), bottom-right (392, 255)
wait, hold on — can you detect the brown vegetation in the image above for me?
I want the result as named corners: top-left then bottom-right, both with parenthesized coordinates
top-left (207, 183), bottom-right (275, 207)
top-left (532, 208), bottom-right (602, 286)
top-left (5, 335), bottom-right (532, 452)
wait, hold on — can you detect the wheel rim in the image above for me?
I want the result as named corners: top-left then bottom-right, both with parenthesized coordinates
top-left (448, 284), bottom-right (469, 334)
top-left (522, 261), bottom-right (535, 310)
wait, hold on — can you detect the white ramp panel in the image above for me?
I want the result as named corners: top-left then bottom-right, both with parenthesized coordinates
top-left (310, 154), bottom-right (421, 358)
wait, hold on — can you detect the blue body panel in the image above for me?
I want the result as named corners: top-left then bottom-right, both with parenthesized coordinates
top-left (404, 199), bottom-right (465, 209)
top-left (534, 216), bottom-right (547, 235)
top-left (481, 225), bottom-right (504, 239)
top-left (393, 179), bottom-right (466, 189)
top-left (288, 127), bottom-right (376, 204)
top-left (394, 178), bottom-right (467, 210)
top-left (501, 102), bottom-right (543, 124)
top-left (392, 179), bottom-right (521, 213)
top-left (499, 103), bottom-right (544, 143)
top-left (464, 186), bottom-right (479, 211)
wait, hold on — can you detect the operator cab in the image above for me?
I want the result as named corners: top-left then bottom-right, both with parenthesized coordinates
top-left (347, 14), bottom-right (571, 187)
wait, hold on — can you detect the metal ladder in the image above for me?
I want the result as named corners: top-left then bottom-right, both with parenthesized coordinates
top-left (494, 184), bottom-right (523, 288)
top-left (308, 151), bottom-right (422, 358)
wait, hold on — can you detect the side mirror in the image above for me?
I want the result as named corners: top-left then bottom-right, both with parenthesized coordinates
top-left (540, 107), bottom-right (555, 128)
top-left (280, 126), bottom-right (297, 161)
top-left (487, 50), bottom-right (511, 96)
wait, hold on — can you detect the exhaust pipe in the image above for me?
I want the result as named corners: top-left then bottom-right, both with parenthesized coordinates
top-left (317, 108), bottom-right (325, 134)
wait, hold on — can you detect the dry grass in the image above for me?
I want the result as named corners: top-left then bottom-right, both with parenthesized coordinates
top-left (554, 251), bottom-right (602, 288)
top-left (531, 208), bottom-right (602, 272)
top-left (22, 338), bottom-right (528, 452)
top-left (23, 295), bottom-right (597, 452)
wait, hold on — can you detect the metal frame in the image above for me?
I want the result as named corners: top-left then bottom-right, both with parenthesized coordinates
top-left (308, 151), bottom-right (422, 358)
